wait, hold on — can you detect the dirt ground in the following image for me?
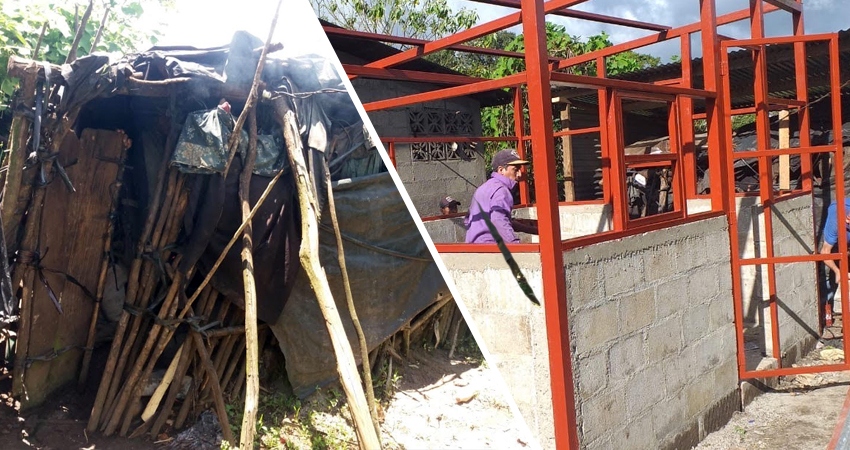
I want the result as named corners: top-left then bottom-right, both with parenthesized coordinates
top-left (0, 346), bottom-right (526, 449)
top-left (696, 320), bottom-right (850, 450)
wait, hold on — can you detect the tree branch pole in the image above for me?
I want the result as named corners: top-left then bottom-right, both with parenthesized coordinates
top-left (238, 109), bottom-right (260, 449)
top-left (324, 164), bottom-right (381, 441)
top-left (278, 107), bottom-right (380, 449)
top-left (90, 5), bottom-right (112, 53)
top-left (32, 23), bottom-right (48, 60)
top-left (65, 0), bottom-right (94, 64)
top-left (222, 0), bottom-right (283, 178)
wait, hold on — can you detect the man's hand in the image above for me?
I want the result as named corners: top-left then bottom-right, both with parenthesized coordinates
top-left (511, 218), bottom-right (539, 235)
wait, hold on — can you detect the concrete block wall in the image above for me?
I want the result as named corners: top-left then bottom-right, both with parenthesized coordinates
top-left (423, 203), bottom-right (612, 244)
top-left (350, 76), bottom-right (487, 217)
top-left (442, 216), bottom-right (739, 450)
top-left (567, 215), bottom-right (737, 450)
top-left (764, 194), bottom-right (820, 361)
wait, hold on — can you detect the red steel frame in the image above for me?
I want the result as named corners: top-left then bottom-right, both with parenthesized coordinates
top-left (339, 0), bottom-right (843, 447)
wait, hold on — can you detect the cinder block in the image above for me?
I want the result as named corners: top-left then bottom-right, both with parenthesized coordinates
top-left (567, 264), bottom-right (602, 311)
top-left (573, 306), bottom-right (618, 352)
top-left (626, 364), bottom-right (666, 418)
top-left (692, 328), bottom-right (727, 374)
top-left (656, 276), bottom-right (689, 318)
top-left (644, 245), bottom-right (675, 282)
top-left (688, 269), bottom-right (720, 302)
top-left (604, 255), bottom-right (645, 297)
top-left (615, 414), bottom-right (655, 450)
top-left (476, 313), bottom-right (532, 356)
top-left (708, 296), bottom-right (734, 330)
top-left (609, 333), bottom-right (645, 384)
top-left (646, 317), bottom-right (683, 362)
top-left (713, 357), bottom-right (739, 399)
top-left (683, 303), bottom-right (710, 344)
top-left (686, 372), bottom-right (715, 419)
top-left (619, 288), bottom-right (655, 335)
top-left (580, 387), bottom-right (627, 443)
top-left (577, 351), bottom-right (608, 398)
top-left (651, 394), bottom-right (687, 442)
top-left (493, 357), bottom-right (536, 401)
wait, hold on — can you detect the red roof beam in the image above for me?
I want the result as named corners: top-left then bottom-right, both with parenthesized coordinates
top-left (763, 0), bottom-right (802, 13)
top-left (361, 0), bottom-right (591, 72)
top-left (341, 64), bottom-right (487, 85)
top-left (552, 4), bottom-right (781, 72)
top-left (324, 26), bottom-right (563, 62)
top-left (550, 72), bottom-right (714, 99)
top-left (467, 0), bottom-right (669, 31)
top-left (362, 72), bottom-right (526, 111)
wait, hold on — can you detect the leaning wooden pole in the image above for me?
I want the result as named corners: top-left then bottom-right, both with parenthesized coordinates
top-left (324, 164), bottom-right (381, 441)
top-left (278, 107), bottom-right (380, 449)
top-left (238, 110), bottom-right (260, 449)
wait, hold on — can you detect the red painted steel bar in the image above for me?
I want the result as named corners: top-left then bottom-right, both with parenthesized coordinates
top-left (466, 0), bottom-right (670, 31)
top-left (724, 32), bottom-right (838, 47)
top-left (324, 26), bottom-right (559, 61)
top-left (597, 57), bottom-right (613, 205)
top-left (828, 35), bottom-right (850, 363)
top-left (363, 73), bottom-right (526, 111)
top-left (763, 0), bottom-right (802, 13)
top-left (792, 7), bottom-right (813, 192)
top-left (343, 64), bottom-right (488, 85)
top-left (741, 253), bottom-right (843, 266)
top-left (607, 92), bottom-right (629, 231)
top-left (667, 99), bottom-right (686, 214)
top-left (513, 88), bottom-right (531, 205)
top-left (550, 72), bottom-right (714, 99)
top-left (562, 211), bottom-right (726, 251)
top-left (750, 0), bottom-right (782, 363)
top-left (382, 136), bottom-right (517, 143)
top-left (520, 0), bottom-right (577, 446)
top-left (552, 4), bottom-right (781, 72)
top-left (731, 145), bottom-right (838, 158)
top-left (680, 34), bottom-right (698, 199)
top-left (741, 362), bottom-right (850, 380)
top-left (363, 0), bottom-right (591, 72)
top-left (387, 141), bottom-right (396, 167)
top-left (434, 243), bottom-right (541, 253)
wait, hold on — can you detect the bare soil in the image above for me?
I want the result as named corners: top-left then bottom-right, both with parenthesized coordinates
top-left (696, 321), bottom-right (849, 450)
top-left (0, 346), bottom-right (526, 449)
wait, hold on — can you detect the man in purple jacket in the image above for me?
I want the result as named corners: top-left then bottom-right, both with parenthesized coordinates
top-left (465, 149), bottom-right (538, 243)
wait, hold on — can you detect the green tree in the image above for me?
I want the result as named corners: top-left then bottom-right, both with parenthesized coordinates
top-left (311, 0), bottom-right (478, 41)
top-left (0, 0), bottom-right (169, 111)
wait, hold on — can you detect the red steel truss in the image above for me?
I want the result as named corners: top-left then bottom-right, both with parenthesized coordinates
top-left (337, 1), bottom-right (844, 447)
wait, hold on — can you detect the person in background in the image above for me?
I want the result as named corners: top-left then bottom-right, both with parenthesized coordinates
top-left (439, 196), bottom-right (461, 215)
top-left (819, 198), bottom-right (850, 330)
top-left (465, 148), bottom-right (538, 244)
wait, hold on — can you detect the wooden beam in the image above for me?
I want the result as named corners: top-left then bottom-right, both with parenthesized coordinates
top-left (778, 109), bottom-right (791, 190)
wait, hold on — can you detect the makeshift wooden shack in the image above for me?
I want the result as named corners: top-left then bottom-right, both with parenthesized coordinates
top-left (0, 31), bottom-right (449, 441)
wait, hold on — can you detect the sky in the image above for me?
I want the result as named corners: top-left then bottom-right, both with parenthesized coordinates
top-left (144, 0), bottom-right (846, 63)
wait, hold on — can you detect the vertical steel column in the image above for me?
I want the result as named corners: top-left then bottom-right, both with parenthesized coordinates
top-left (669, 99), bottom-right (686, 214)
top-left (828, 36), bottom-right (850, 355)
top-left (750, 0), bottom-right (782, 362)
top-left (387, 141), bottom-right (397, 167)
top-left (701, 0), bottom-right (745, 375)
top-left (680, 34), bottom-right (698, 199)
top-left (597, 57), bottom-right (614, 207)
top-left (514, 88), bottom-right (531, 204)
top-left (607, 92), bottom-right (628, 230)
top-left (519, 0), bottom-right (578, 447)
top-left (792, 8), bottom-right (813, 191)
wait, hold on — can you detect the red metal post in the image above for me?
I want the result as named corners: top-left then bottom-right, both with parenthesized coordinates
top-left (668, 99), bottom-right (686, 215)
top-left (513, 88), bottom-right (531, 205)
top-left (387, 141), bottom-right (396, 167)
top-left (520, 0), bottom-right (578, 447)
top-left (597, 57), bottom-right (613, 206)
top-left (680, 34), bottom-right (698, 199)
top-left (829, 35), bottom-right (850, 361)
top-left (607, 92), bottom-right (628, 230)
top-left (750, 0), bottom-right (782, 363)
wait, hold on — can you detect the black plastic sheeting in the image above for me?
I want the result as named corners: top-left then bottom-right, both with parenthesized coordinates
top-left (270, 173), bottom-right (446, 397)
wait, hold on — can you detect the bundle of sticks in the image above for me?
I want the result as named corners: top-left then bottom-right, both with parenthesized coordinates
top-left (83, 167), bottom-right (253, 446)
